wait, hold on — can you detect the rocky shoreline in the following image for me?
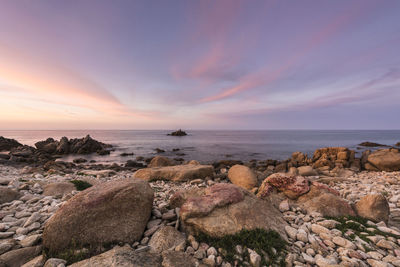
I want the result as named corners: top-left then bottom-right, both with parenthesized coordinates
top-left (1, 136), bottom-right (400, 267)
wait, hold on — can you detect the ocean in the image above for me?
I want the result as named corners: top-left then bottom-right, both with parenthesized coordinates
top-left (0, 130), bottom-right (399, 164)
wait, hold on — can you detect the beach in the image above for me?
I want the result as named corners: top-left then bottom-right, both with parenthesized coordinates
top-left (1, 134), bottom-right (400, 266)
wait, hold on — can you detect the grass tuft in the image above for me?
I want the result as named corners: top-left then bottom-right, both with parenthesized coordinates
top-left (196, 228), bottom-right (287, 266)
top-left (70, 180), bottom-right (92, 191)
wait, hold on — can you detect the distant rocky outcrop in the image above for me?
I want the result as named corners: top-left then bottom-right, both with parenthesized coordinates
top-left (35, 135), bottom-right (112, 155)
top-left (0, 136), bottom-right (22, 151)
top-left (167, 129), bottom-right (187, 136)
top-left (358, 141), bottom-right (387, 147)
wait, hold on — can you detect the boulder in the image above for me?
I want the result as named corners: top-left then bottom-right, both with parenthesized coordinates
top-left (148, 226), bottom-right (186, 253)
top-left (0, 187), bottom-right (21, 204)
top-left (69, 245), bottom-right (162, 267)
top-left (133, 164), bottom-right (214, 182)
top-left (43, 182), bottom-right (76, 197)
top-left (396, 142), bottom-right (400, 147)
top-left (296, 183), bottom-right (355, 217)
top-left (177, 183), bottom-right (287, 238)
top-left (35, 138), bottom-right (57, 154)
top-left (227, 165), bottom-right (258, 190)
top-left (21, 255), bottom-right (45, 267)
top-left (359, 142), bottom-right (386, 147)
top-left (297, 166), bottom-right (317, 176)
top-left (0, 246), bottom-right (42, 267)
top-left (355, 194), bottom-right (390, 223)
top-left (0, 136), bottom-right (22, 151)
top-left (148, 156), bottom-right (173, 168)
top-left (291, 151), bottom-right (308, 166)
top-left (259, 173), bottom-right (310, 199)
top-left (365, 149), bottom-right (400, 171)
top-left (162, 251), bottom-right (197, 267)
top-left (43, 179), bottom-right (153, 255)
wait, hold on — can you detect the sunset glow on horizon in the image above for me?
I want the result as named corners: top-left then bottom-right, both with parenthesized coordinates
top-left (0, 0), bottom-right (399, 130)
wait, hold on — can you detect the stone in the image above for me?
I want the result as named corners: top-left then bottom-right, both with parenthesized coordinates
top-left (43, 179), bottom-right (153, 255)
top-left (161, 250), bottom-right (197, 267)
top-left (297, 166), bottom-right (317, 176)
top-left (43, 182), bottom-right (76, 197)
top-left (44, 258), bottom-right (67, 267)
top-left (0, 187), bottom-right (20, 204)
top-left (355, 194), bottom-right (390, 223)
top-left (20, 234), bottom-right (42, 247)
top-left (366, 149), bottom-right (400, 171)
top-left (69, 245), bottom-right (162, 267)
top-left (332, 236), bottom-right (356, 249)
top-left (248, 249), bottom-right (261, 267)
top-left (178, 183), bottom-right (287, 238)
top-left (367, 259), bottom-right (390, 267)
top-left (148, 226), bottom-right (186, 253)
top-left (20, 255), bottom-right (45, 267)
top-left (133, 164), bottom-right (214, 181)
top-left (227, 165), bottom-right (258, 190)
top-left (285, 226), bottom-right (298, 240)
top-left (296, 184), bottom-right (355, 217)
top-left (148, 156), bottom-right (174, 168)
top-left (279, 199), bottom-right (290, 212)
top-left (0, 239), bottom-right (16, 254)
top-left (0, 245), bottom-right (42, 267)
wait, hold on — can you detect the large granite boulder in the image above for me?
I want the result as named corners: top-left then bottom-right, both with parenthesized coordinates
top-left (175, 183), bottom-right (287, 239)
top-left (257, 173), bottom-right (310, 199)
top-left (364, 148), bottom-right (400, 171)
top-left (69, 245), bottom-right (162, 267)
top-left (227, 164), bottom-right (258, 190)
top-left (43, 179), bottom-right (153, 255)
top-left (0, 187), bottom-right (21, 204)
top-left (355, 194), bottom-right (390, 223)
top-left (0, 136), bottom-right (22, 151)
top-left (296, 182), bottom-right (356, 217)
top-left (148, 156), bottom-right (173, 168)
top-left (133, 163), bottom-right (214, 181)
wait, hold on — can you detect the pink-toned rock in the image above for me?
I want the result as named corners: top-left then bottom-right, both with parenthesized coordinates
top-left (263, 173), bottom-right (310, 199)
top-left (177, 183), bottom-right (287, 239)
top-left (133, 164), bottom-right (214, 181)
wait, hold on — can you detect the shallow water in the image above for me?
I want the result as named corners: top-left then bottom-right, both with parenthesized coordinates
top-left (0, 130), bottom-right (399, 164)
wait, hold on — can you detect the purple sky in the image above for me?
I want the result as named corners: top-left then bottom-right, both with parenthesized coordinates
top-left (0, 0), bottom-right (399, 129)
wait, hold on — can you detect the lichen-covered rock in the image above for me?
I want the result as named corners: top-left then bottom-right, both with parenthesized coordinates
top-left (43, 179), bottom-right (153, 255)
top-left (365, 148), bottom-right (400, 171)
top-left (261, 173), bottom-right (310, 199)
top-left (355, 194), bottom-right (390, 223)
top-left (227, 164), bottom-right (258, 190)
top-left (177, 183), bottom-right (287, 239)
top-left (133, 164), bottom-right (214, 181)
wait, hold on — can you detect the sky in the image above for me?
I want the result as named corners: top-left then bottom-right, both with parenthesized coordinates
top-left (0, 0), bottom-right (399, 130)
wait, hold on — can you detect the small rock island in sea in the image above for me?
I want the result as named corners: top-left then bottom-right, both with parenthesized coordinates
top-left (167, 129), bottom-right (188, 136)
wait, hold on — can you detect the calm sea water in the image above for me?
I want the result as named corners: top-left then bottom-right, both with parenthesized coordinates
top-left (0, 130), bottom-right (399, 164)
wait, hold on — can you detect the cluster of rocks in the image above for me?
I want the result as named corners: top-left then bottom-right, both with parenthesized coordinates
top-left (0, 135), bottom-right (112, 166)
top-left (168, 129), bottom-right (188, 136)
top-left (1, 148), bottom-right (400, 266)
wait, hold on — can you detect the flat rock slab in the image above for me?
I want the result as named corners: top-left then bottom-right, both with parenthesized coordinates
top-left (133, 164), bottom-right (214, 181)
